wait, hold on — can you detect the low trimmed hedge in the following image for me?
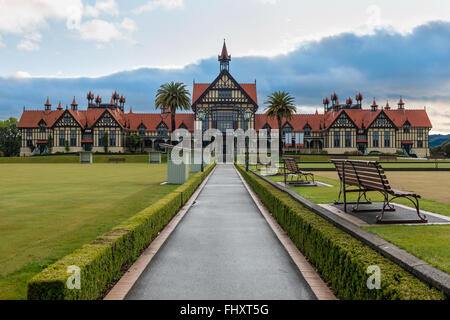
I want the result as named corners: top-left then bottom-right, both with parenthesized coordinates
top-left (27, 164), bottom-right (215, 300)
top-left (236, 165), bottom-right (444, 300)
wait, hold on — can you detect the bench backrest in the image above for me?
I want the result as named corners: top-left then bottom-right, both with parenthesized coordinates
top-left (283, 157), bottom-right (299, 173)
top-left (331, 159), bottom-right (391, 192)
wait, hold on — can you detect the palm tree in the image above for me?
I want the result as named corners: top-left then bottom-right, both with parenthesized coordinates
top-left (264, 91), bottom-right (296, 157)
top-left (155, 82), bottom-right (191, 142)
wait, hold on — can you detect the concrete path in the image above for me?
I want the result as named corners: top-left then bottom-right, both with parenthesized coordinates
top-left (125, 164), bottom-right (317, 300)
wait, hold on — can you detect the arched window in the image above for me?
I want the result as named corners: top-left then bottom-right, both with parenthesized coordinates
top-left (157, 123), bottom-right (168, 136)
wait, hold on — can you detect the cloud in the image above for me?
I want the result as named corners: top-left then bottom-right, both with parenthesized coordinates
top-left (255, 0), bottom-right (279, 4)
top-left (17, 32), bottom-right (42, 51)
top-left (133, 0), bottom-right (184, 14)
top-left (79, 18), bottom-right (137, 43)
top-left (0, 0), bottom-right (83, 34)
top-left (85, 0), bottom-right (119, 18)
top-left (2, 20), bottom-right (450, 133)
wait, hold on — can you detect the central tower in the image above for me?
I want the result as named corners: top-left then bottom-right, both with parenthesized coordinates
top-left (218, 40), bottom-right (231, 72)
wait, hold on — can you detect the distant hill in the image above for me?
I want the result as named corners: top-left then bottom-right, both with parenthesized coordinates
top-left (429, 134), bottom-right (450, 147)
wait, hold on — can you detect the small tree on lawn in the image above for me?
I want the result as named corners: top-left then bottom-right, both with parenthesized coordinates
top-left (65, 140), bottom-right (69, 152)
top-left (47, 134), bottom-right (53, 154)
top-left (127, 134), bottom-right (141, 153)
top-left (102, 132), bottom-right (109, 153)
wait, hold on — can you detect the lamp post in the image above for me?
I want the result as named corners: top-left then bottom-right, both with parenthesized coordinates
top-left (197, 109), bottom-right (206, 172)
top-left (243, 109), bottom-right (252, 172)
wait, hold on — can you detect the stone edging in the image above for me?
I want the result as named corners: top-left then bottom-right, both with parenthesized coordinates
top-left (249, 169), bottom-right (450, 297)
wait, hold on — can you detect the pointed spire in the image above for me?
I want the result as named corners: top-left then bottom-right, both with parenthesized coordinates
top-left (71, 96), bottom-right (78, 106)
top-left (45, 97), bottom-right (51, 107)
top-left (57, 102), bottom-right (63, 110)
top-left (385, 100), bottom-right (390, 110)
top-left (218, 39), bottom-right (231, 61)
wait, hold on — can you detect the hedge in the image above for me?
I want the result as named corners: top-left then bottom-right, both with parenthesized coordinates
top-left (236, 165), bottom-right (444, 300)
top-left (27, 164), bottom-right (215, 300)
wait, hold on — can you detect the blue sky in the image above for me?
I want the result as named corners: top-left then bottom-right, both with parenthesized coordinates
top-left (1, 0), bottom-right (450, 133)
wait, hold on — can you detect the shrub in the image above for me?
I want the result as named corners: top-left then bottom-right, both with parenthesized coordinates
top-left (27, 164), bottom-right (215, 300)
top-left (236, 165), bottom-right (444, 300)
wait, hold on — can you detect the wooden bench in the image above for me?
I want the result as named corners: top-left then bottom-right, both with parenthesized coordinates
top-left (283, 157), bottom-right (314, 185)
top-left (330, 159), bottom-right (427, 224)
top-left (108, 158), bottom-right (126, 163)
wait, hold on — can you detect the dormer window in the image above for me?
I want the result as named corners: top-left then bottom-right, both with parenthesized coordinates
top-left (138, 124), bottom-right (146, 136)
top-left (263, 124), bottom-right (271, 136)
top-left (304, 125), bottom-right (311, 137)
top-left (39, 120), bottom-right (46, 132)
top-left (179, 123), bottom-right (187, 130)
top-left (157, 123), bottom-right (168, 136)
top-left (403, 123), bottom-right (410, 134)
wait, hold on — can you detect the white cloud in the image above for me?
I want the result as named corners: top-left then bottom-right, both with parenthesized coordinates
top-left (85, 0), bottom-right (119, 18)
top-left (11, 71), bottom-right (32, 79)
top-left (133, 0), bottom-right (184, 14)
top-left (256, 0), bottom-right (279, 4)
top-left (79, 18), bottom-right (137, 43)
top-left (0, 0), bottom-right (83, 34)
top-left (17, 32), bottom-right (42, 51)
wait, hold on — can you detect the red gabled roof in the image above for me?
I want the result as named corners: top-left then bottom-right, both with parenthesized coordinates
top-left (126, 113), bottom-right (194, 131)
top-left (384, 109), bottom-right (432, 127)
top-left (255, 114), bottom-right (324, 131)
top-left (192, 83), bottom-right (258, 105)
top-left (18, 110), bottom-right (64, 128)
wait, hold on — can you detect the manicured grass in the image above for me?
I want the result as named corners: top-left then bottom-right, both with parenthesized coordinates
top-left (252, 167), bottom-right (450, 274)
top-left (365, 225), bottom-right (450, 274)
top-left (0, 163), bottom-right (177, 300)
top-left (0, 154), bottom-right (167, 164)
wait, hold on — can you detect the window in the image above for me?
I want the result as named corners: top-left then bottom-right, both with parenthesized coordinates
top-left (110, 131), bottom-right (116, 147)
top-left (214, 112), bottom-right (237, 132)
top-left (373, 131), bottom-right (379, 147)
top-left (70, 130), bottom-right (76, 147)
top-left (59, 130), bottom-right (65, 147)
top-left (98, 130), bottom-right (104, 147)
top-left (218, 90), bottom-right (232, 99)
top-left (334, 131), bottom-right (340, 148)
top-left (40, 123), bottom-right (46, 133)
top-left (104, 116), bottom-right (111, 123)
top-left (304, 126), bottom-right (311, 137)
top-left (138, 125), bottom-right (146, 136)
top-left (295, 132), bottom-right (304, 145)
top-left (64, 115), bottom-right (71, 123)
top-left (27, 140), bottom-right (33, 147)
top-left (379, 118), bottom-right (385, 125)
top-left (418, 128), bottom-right (423, 138)
top-left (283, 126), bottom-right (292, 145)
top-left (202, 114), bottom-right (209, 131)
top-left (403, 125), bottom-right (410, 134)
top-left (384, 131), bottom-right (390, 148)
top-left (345, 131), bottom-right (351, 148)
top-left (157, 124), bottom-right (168, 136)
top-left (27, 129), bottom-right (32, 137)
top-left (418, 140), bottom-right (423, 148)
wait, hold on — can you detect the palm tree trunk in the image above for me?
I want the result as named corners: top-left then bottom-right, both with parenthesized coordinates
top-left (171, 108), bottom-right (176, 145)
top-left (278, 117), bottom-right (282, 158)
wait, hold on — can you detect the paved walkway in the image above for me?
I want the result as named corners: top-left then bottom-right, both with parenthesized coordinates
top-left (125, 165), bottom-right (316, 300)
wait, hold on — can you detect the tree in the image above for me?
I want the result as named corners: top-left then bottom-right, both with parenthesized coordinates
top-left (155, 82), bottom-right (191, 144)
top-left (0, 117), bottom-right (21, 157)
top-left (47, 134), bottom-right (53, 154)
top-left (65, 140), bottom-right (69, 152)
top-left (264, 91), bottom-right (296, 157)
top-left (102, 132), bottom-right (109, 153)
top-left (126, 134), bottom-right (141, 153)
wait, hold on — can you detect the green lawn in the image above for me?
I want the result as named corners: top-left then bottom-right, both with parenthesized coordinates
top-left (252, 168), bottom-right (450, 274)
top-left (0, 163), bottom-right (177, 300)
top-left (365, 225), bottom-right (450, 273)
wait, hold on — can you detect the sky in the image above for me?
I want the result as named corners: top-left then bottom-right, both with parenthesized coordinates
top-left (1, 0), bottom-right (450, 133)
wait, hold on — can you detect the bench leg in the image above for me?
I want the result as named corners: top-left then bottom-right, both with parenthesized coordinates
top-left (376, 195), bottom-right (427, 224)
